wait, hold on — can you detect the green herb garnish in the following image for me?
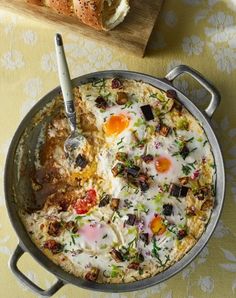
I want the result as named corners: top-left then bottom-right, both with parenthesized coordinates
top-left (182, 161), bottom-right (196, 175)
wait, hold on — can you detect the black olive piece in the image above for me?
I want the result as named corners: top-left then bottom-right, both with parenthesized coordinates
top-left (111, 78), bottom-right (122, 89)
top-left (179, 186), bottom-right (189, 197)
top-left (140, 233), bottom-right (149, 245)
top-left (195, 187), bottom-right (209, 200)
top-left (166, 89), bottom-right (177, 99)
top-left (140, 105), bottom-right (154, 121)
top-left (177, 229), bottom-right (187, 240)
top-left (99, 194), bottom-right (111, 207)
top-left (180, 145), bottom-right (190, 160)
top-left (95, 96), bottom-right (107, 109)
top-left (162, 204), bottom-right (173, 216)
top-left (85, 267), bottom-right (100, 281)
top-left (126, 214), bottom-right (136, 226)
top-left (111, 163), bottom-right (125, 177)
top-left (169, 183), bottom-right (181, 197)
top-left (75, 154), bottom-right (88, 169)
top-left (110, 248), bottom-right (124, 262)
top-left (139, 181), bottom-right (149, 192)
top-left (128, 262), bottom-right (140, 270)
top-left (141, 154), bottom-right (154, 163)
top-left (126, 165), bottom-right (140, 178)
top-left (138, 253), bottom-right (145, 263)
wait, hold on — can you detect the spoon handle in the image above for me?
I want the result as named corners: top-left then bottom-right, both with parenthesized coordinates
top-left (55, 33), bottom-right (76, 132)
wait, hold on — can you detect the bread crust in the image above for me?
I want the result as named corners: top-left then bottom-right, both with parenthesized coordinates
top-left (26, 0), bottom-right (130, 31)
top-left (73, 0), bottom-right (104, 30)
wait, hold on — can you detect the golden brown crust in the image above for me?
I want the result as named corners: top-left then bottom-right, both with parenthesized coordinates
top-left (46, 0), bottom-right (74, 16)
top-left (73, 0), bottom-right (104, 30)
top-left (26, 0), bottom-right (43, 5)
top-left (26, 0), bottom-right (130, 31)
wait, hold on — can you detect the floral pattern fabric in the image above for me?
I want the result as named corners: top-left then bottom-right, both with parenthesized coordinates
top-left (0, 0), bottom-right (236, 297)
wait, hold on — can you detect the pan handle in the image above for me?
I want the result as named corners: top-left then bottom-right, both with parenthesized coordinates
top-left (9, 244), bottom-right (65, 297)
top-left (165, 65), bottom-right (221, 119)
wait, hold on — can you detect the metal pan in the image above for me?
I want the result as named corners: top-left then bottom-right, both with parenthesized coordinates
top-left (4, 65), bottom-right (225, 296)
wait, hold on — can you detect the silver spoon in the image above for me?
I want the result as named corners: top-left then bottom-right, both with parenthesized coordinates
top-left (55, 33), bottom-right (87, 164)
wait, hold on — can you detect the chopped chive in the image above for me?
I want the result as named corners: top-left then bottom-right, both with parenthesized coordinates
top-left (117, 137), bottom-right (124, 146)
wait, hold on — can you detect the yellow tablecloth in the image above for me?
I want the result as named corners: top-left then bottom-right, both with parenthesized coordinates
top-left (0, 1), bottom-right (236, 297)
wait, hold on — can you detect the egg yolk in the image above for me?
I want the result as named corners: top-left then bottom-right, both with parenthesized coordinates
top-left (150, 216), bottom-right (166, 235)
top-left (104, 114), bottom-right (129, 136)
top-left (155, 156), bottom-right (172, 173)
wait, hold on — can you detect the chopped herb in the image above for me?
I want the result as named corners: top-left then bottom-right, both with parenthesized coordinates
top-left (124, 199), bottom-right (133, 208)
top-left (186, 137), bottom-right (194, 143)
top-left (71, 235), bottom-right (76, 245)
top-left (176, 117), bottom-right (189, 130)
top-left (125, 159), bottom-right (135, 167)
top-left (121, 101), bottom-right (133, 109)
top-left (182, 162), bottom-right (196, 175)
top-left (172, 151), bottom-right (179, 157)
top-left (163, 183), bottom-right (170, 192)
top-left (137, 203), bottom-right (149, 214)
top-left (203, 140), bottom-right (208, 147)
top-left (110, 265), bottom-right (123, 278)
top-left (138, 268), bottom-right (144, 275)
top-left (92, 79), bottom-right (105, 88)
top-left (149, 93), bottom-right (157, 98)
top-left (153, 193), bottom-right (163, 204)
top-left (118, 145), bottom-right (125, 151)
top-left (189, 147), bottom-right (197, 154)
top-left (100, 244), bottom-right (108, 249)
top-left (134, 118), bottom-right (146, 127)
top-left (117, 137), bottom-right (124, 146)
top-left (102, 234), bottom-right (108, 239)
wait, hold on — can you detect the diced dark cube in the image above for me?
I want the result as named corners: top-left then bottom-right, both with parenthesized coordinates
top-left (138, 253), bottom-right (144, 262)
top-left (110, 198), bottom-right (120, 211)
top-left (141, 154), bottom-right (154, 163)
top-left (85, 267), bottom-right (100, 281)
top-left (177, 229), bottom-right (187, 240)
top-left (99, 194), bottom-right (111, 207)
top-left (180, 186), bottom-right (189, 197)
top-left (128, 262), bottom-right (140, 270)
top-left (75, 154), bottom-right (88, 169)
top-left (160, 125), bottom-right (170, 137)
top-left (140, 105), bottom-right (154, 121)
top-left (111, 163), bottom-right (125, 177)
top-left (140, 233), bottom-right (149, 245)
top-left (139, 181), bottom-right (149, 192)
top-left (95, 96), bottom-right (107, 109)
top-left (110, 248), bottom-right (124, 262)
top-left (162, 204), bottom-right (173, 216)
top-left (111, 78), bottom-right (122, 89)
top-left (166, 89), bottom-right (177, 99)
top-left (126, 214), bottom-right (136, 226)
top-left (156, 123), bottom-right (170, 137)
top-left (138, 173), bottom-right (148, 183)
top-left (180, 145), bottom-right (190, 160)
top-left (169, 183), bottom-right (181, 197)
top-left (126, 166), bottom-right (140, 177)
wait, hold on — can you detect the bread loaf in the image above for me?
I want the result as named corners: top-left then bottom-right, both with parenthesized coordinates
top-left (26, 0), bottom-right (130, 30)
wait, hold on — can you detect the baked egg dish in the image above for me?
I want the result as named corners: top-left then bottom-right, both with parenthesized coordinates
top-left (20, 78), bottom-right (216, 283)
